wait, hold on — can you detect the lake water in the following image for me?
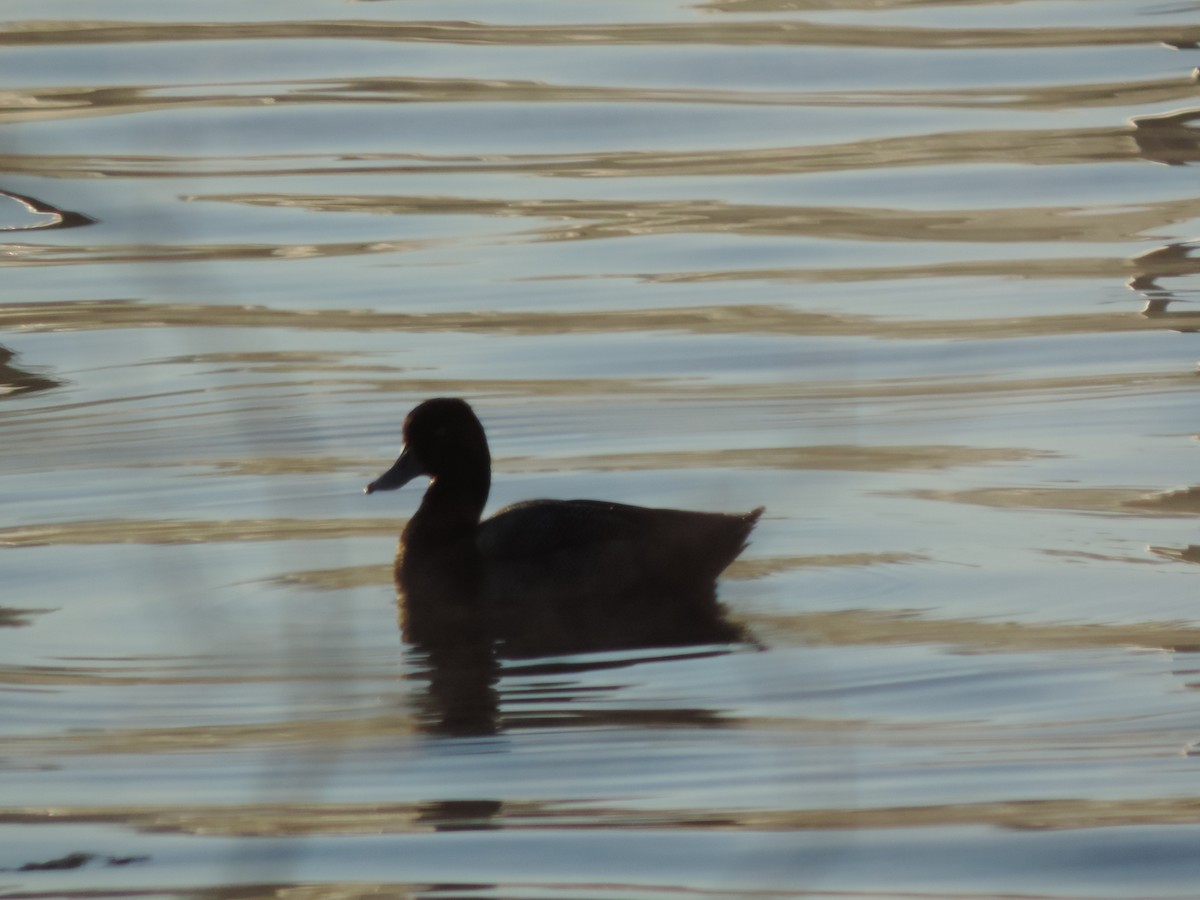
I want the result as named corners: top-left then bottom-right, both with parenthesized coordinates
top-left (4, 2), bottom-right (1200, 897)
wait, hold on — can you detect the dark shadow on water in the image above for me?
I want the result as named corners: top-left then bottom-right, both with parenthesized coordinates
top-left (0, 345), bottom-right (62, 399)
top-left (406, 630), bottom-right (502, 738)
top-left (1149, 544), bottom-right (1200, 565)
top-left (1131, 106), bottom-right (1200, 166)
top-left (0, 606), bottom-right (51, 628)
top-left (397, 574), bottom-right (748, 738)
top-left (1127, 244), bottom-right (1200, 362)
top-left (415, 799), bottom-right (504, 832)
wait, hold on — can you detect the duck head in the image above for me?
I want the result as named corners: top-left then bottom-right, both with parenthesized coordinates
top-left (365, 397), bottom-right (491, 498)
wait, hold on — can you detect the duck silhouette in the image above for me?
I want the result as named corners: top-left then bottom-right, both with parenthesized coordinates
top-left (366, 398), bottom-right (762, 659)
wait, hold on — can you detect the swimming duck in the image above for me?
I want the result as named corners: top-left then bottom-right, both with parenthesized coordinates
top-left (366, 398), bottom-right (762, 656)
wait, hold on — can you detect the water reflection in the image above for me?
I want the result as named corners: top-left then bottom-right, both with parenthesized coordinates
top-left (1131, 107), bottom-right (1200, 166)
top-left (10, 2), bottom-right (1200, 896)
top-left (415, 799), bottom-right (503, 832)
top-left (401, 612), bottom-right (740, 737)
top-left (1150, 545), bottom-right (1200, 565)
top-left (0, 345), bottom-right (60, 398)
top-left (6, 16), bottom-right (1200, 50)
top-left (1130, 243), bottom-right (1200, 327)
top-left (0, 189), bottom-right (94, 232)
top-left (0, 606), bottom-right (46, 628)
top-left (395, 521), bottom-right (752, 736)
top-left (404, 624), bottom-right (501, 737)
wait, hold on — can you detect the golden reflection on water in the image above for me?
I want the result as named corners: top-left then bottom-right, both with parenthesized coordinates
top-left (0, 518), bottom-right (401, 547)
top-left (0, 126), bottom-right (1159, 178)
top-left (195, 190), bottom-right (1200, 245)
top-left (12, 794), bottom-right (1200, 837)
top-left (269, 552), bottom-right (920, 593)
top-left (903, 484), bottom-right (1200, 517)
top-left (5, 18), bottom-right (1199, 49)
top-left (7, 298), bottom-right (1200, 343)
top-left (2, 73), bottom-right (1191, 121)
top-left (751, 607), bottom-right (1200, 653)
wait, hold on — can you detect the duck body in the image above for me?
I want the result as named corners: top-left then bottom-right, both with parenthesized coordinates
top-left (367, 398), bottom-right (762, 656)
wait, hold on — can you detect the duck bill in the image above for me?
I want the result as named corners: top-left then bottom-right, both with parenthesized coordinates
top-left (365, 446), bottom-right (426, 494)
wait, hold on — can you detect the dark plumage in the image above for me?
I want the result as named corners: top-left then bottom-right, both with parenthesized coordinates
top-left (366, 398), bottom-right (762, 656)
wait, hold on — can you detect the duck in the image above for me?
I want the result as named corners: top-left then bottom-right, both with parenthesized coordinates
top-left (366, 397), bottom-right (763, 656)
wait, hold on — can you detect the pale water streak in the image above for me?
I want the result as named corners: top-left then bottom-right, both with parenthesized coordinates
top-left (3, 2), bottom-right (1200, 898)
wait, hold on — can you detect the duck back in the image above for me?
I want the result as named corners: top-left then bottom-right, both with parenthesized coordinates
top-left (468, 500), bottom-right (763, 655)
top-left (479, 500), bottom-right (762, 587)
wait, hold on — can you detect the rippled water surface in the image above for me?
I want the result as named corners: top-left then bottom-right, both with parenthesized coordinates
top-left (5, 2), bottom-right (1200, 898)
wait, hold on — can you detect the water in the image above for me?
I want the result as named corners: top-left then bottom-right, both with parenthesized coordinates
top-left (3, 2), bottom-right (1200, 897)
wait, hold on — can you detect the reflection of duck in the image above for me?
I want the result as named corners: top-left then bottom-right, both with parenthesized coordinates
top-left (366, 398), bottom-right (762, 659)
